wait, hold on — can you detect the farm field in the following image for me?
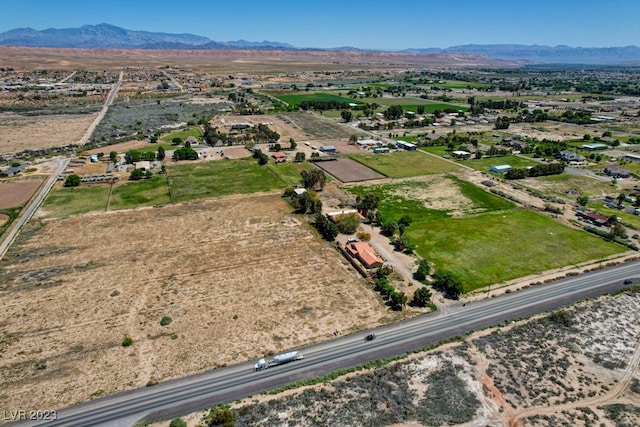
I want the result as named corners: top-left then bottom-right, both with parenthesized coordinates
top-left (282, 112), bottom-right (364, 140)
top-left (362, 97), bottom-right (469, 113)
top-left (407, 208), bottom-right (625, 290)
top-left (152, 289), bottom-right (640, 427)
top-left (0, 179), bottom-right (43, 209)
top-left (349, 151), bottom-right (460, 178)
top-left (0, 194), bottom-right (394, 412)
top-left (40, 158), bottom-right (312, 218)
top-left (450, 154), bottom-right (539, 174)
top-left (167, 158), bottom-right (294, 203)
top-left (0, 112), bottom-right (97, 154)
top-left (271, 92), bottom-right (360, 107)
top-left (313, 158), bottom-right (385, 183)
top-left (348, 174), bottom-right (625, 290)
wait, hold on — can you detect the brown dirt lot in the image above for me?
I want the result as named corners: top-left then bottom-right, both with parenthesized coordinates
top-left (83, 139), bottom-right (150, 155)
top-left (314, 158), bottom-right (386, 182)
top-left (0, 179), bottom-right (44, 209)
top-left (0, 213), bottom-right (8, 227)
top-left (0, 112), bottom-right (97, 154)
top-left (0, 194), bottom-right (397, 411)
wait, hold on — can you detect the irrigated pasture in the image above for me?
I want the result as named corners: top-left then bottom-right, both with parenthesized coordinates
top-left (349, 151), bottom-right (460, 178)
top-left (0, 194), bottom-right (392, 411)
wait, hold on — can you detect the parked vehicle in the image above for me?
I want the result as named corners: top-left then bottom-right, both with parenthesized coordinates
top-left (365, 333), bottom-right (376, 341)
top-left (254, 351), bottom-right (303, 371)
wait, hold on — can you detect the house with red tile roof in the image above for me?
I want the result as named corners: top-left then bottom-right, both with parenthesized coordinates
top-left (346, 241), bottom-right (384, 269)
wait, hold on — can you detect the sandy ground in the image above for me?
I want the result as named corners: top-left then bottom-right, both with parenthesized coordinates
top-left (0, 112), bottom-right (97, 154)
top-left (0, 194), bottom-right (401, 412)
top-left (0, 213), bottom-right (8, 227)
top-left (0, 179), bottom-right (44, 209)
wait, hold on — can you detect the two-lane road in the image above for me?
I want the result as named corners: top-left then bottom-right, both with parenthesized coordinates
top-left (14, 259), bottom-right (640, 427)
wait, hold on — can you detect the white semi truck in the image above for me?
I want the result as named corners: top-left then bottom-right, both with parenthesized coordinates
top-left (254, 351), bottom-right (304, 371)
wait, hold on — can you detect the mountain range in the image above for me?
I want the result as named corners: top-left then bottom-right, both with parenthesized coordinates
top-left (0, 23), bottom-right (638, 65)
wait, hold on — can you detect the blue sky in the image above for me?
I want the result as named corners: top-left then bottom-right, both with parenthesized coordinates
top-left (2, 0), bottom-right (638, 49)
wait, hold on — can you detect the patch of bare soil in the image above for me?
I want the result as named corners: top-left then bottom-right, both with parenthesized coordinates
top-left (0, 213), bottom-right (8, 227)
top-left (0, 112), bottom-right (97, 154)
top-left (215, 114), bottom-right (309, 142)
top-left (83, 139), bottom-right (151, 155)
top-left (0, 179), bottom-right (43, 209)
top-left (0, 194), bottom-right (397, 412)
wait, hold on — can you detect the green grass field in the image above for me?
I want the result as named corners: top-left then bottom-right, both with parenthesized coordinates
top-left (436, 154), bottom-right (539, 174)
top-left (43, 158), bottom-right (311, 217)
top-left (349, 176), bottom-right (624, 291)
top-left (406, 209), bottom-right (625, 291)
top-left (42, 185), bottom-right (109, 217)
top-left (349, 151), bottom-right (460, 178)
top-left (109, 176), bottom-right (170, 210)
top-left (362, 97), bottom-right (468, 113)
top-left (160, 127), bottom-right (204, 144)
top-left (273, 92), bottom-right (360, 106)
top-left (266, 162), bottom-right (314, 187)
top-left (167, 158), bottom-right (290, 203)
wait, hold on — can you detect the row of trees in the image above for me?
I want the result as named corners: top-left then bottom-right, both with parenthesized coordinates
top-left (505, 162), bottom-right (565, 180)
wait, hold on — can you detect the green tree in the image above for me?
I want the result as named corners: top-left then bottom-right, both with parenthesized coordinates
top-left (384, 105), bottom-right (404, 120)
top-left (616, 192), bottom-right (626, 207)
top-left (414, 259), bottom-right (431, 281)
top-left (313, 213), bottom-right (339, 241)
top-left (432, 270), bottom-right (464, 299)
top-left (289, 138), bottom-right (297, 150)
top-left (341, 110), bottom-right (353, 122)
top-left (122, 336), bottom-right (133, 347)
top-left (109, 151), bottom-right (118, 163)
top-left (171, 137), bottom-right (183, 145)
top-left (301, 169), bottom-right (326, 190)
top-left (125, 150), bottom-right (142, 164)
top-left (294, 152), bottom-right (306, 162)
top-left (380, 221), bottom-right (398, 237)
top-left (334, 213), bottom-right (360, 234)
top-left (417, 105), bottom-right (425, 114)
top-left (64, 174), bottom-right (81, 187)
top-left (390, 291), bottom-right (408, 311)
top-left (157, 145), bottom-right (166, 161)
top-left (412, 286), bottom-right (432, 307)
top-left (349, 134), bottom-right (358, 144)
top-left (576, 194), bottom-right (589, 207)
top-left (203, 404), bottom-right (236, 427)
top-left (160, 316), bottom-right (172, 326)
top-left (129, 169), bottom-right (145, 180)
top-left (356, 193), bottom-right (379, 217)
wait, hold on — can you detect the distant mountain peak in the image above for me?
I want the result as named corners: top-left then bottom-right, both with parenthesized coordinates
top-left (0, 24), bottom-right (638, 64)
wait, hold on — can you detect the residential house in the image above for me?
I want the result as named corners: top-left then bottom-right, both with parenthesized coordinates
top-left (345, 241), bottom-right (384, 269)
top-left (557, 150), bottom-right (586, 162)
top-left (604, 167), bottom-right (631, 178)
top-left (271, 152), bottom-right (287, 163)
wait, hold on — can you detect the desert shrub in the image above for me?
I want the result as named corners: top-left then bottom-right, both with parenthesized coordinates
top-left (160, 316), bottom-right (173, 326)
top-left (122, 336), bottom-right (133, 347)
top-left (169, 418), bottom-right (187, 427)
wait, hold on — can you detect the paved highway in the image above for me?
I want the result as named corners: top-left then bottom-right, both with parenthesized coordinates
top-left (13, 259), bottom-right (640, 427)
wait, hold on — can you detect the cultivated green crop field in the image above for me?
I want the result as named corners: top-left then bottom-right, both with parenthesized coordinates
top-left (348, 176), bottom-right (624, 291)
top-left (349, 151), bottom-right (460, 178)
top-left (273, 92), bottom-right (360, 106)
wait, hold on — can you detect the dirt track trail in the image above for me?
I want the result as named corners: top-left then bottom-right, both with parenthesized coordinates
top-left (508, 332), bottom-right (640, 426)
